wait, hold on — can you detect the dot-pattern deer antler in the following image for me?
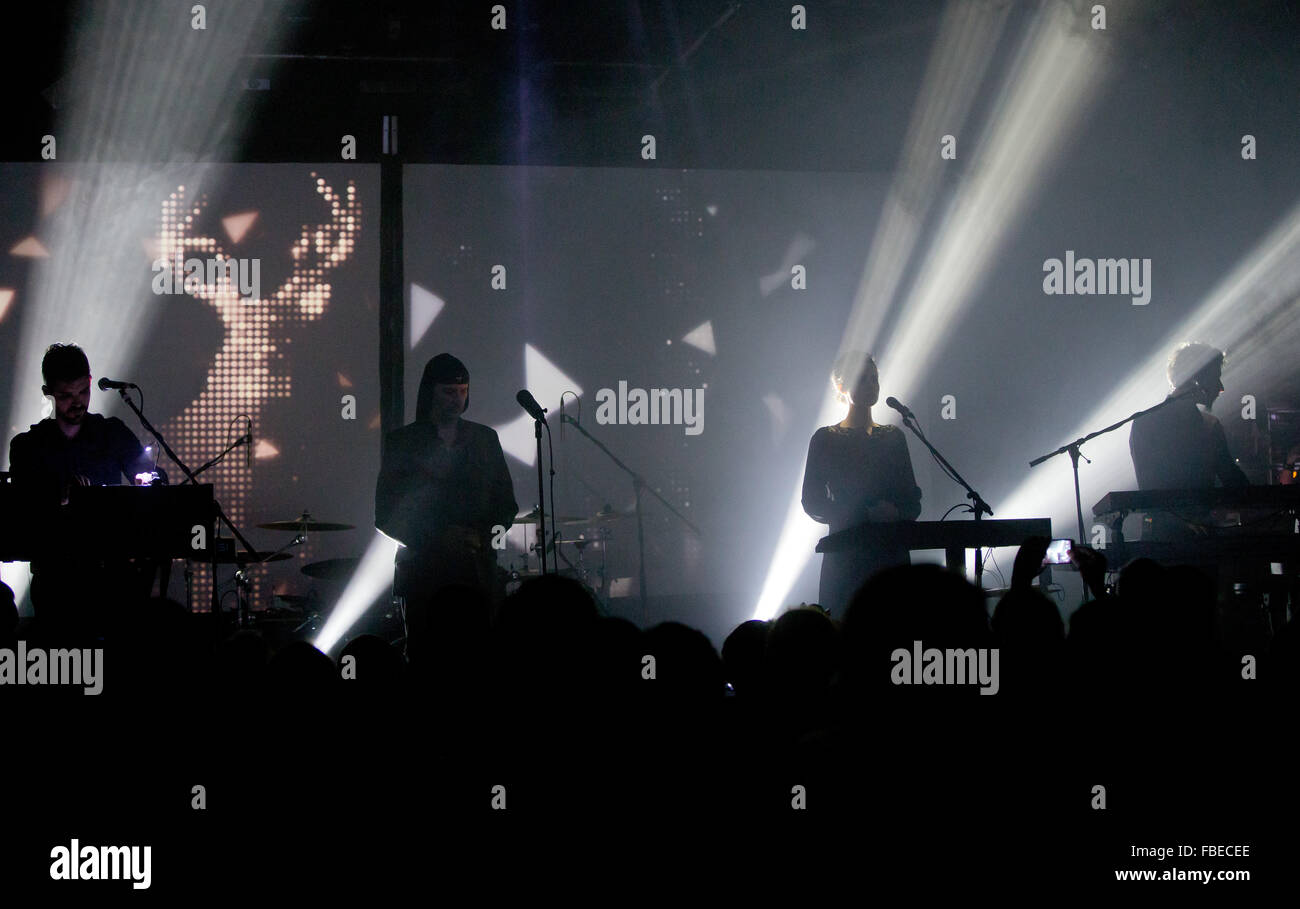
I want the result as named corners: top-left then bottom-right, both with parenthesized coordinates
top-left (155, 172), bottom-right (362, 612)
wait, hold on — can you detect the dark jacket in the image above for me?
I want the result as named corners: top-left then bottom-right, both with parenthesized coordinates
top-left (802, 423), bottom-right (922, 533)
top-left (8, 413), bottom-right (153, 574)
top-left (374, 417), bottom-right (518, 559)
top-left (801, 422), bottom-right (922, 619)
top-left (1129, 396), bottom-right (1248, 541)
top-left (8, 413), bottom-right (151, 507)
top-left (1129, 395), bottom-right (1248, 491)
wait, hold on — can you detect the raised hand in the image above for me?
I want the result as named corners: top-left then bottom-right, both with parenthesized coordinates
top-left (1069, 543), bottom-right (1109, 600)
top-left (1011, 536), bottom-right (1051, 590)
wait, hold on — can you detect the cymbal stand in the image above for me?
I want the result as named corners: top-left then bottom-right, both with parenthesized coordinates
top-left (234, 534), bottom-right (304, 628)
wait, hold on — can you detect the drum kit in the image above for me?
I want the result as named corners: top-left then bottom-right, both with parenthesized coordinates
top-left (500, 504), bottom-right (630, 601)
top-left (193, 510), bottom-right (362, 635)
top-left (202, 504), bottom-right (629, 633)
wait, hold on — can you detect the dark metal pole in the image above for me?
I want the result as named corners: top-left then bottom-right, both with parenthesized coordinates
top-left (535, 420), bottom-right (548, 574)
top-left (379, 116), bottom-right (405, 441)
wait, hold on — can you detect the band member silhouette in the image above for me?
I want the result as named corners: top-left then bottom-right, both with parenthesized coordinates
top-left (375, 354), bottom-right (518, 631)
top-left (7, 343), bottom-right (160, 640)
top-left (1129, 342), bottom-right (1247, 540)
top-left (802, 352), bottom-right (921, 619)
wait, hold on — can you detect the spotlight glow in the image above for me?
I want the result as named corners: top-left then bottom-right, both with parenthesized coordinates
top-left (313, 531), bottom-right (400, 655)
top-left (752, 393), bottom-right (848, 620)
top-left (998, 199), bottom-right (1300, 534)
top-left (495, 343), bottom-right (583, 465)
top-left (876, 0), bottom-right (1108, 405)
top-left (752, 1), bottom-right (1109, 617)
top-left (2, 4), bottom-right (293, 612)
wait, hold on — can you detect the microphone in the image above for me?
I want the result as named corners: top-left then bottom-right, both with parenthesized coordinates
top-left (560, 396), bottom-right (565, 439)
top-left (516, 390), bottom-right (547, 423)
top-left (97, 377), bottom-right (136, 391)
top-left (884, 396), bottom-right (915, 420)
top-left (243, 429), bottom-right (252, 468)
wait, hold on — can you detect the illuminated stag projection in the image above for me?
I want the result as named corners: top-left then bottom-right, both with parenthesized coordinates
top-left (155, 173), bottom-right (360, 609)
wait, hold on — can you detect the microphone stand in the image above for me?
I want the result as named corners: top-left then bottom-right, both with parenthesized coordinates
top-left (186, 434), bottom-right (250, 483)
top-left (531, 413), bottom-right (549, 574)
top-left (895, 408), bottom-right (994, 585)
top-left (113, 387), bottom-right (260, 638)
top-left (235, 534), bottom-right (303, 630)
top-left (560, 415), bottom-right (699, 626)
top-left (1029, 385), bottom-right (1202, 543)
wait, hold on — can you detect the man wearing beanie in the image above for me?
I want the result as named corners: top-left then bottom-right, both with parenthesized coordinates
top-left (375, 354), bottom-right (518, 634)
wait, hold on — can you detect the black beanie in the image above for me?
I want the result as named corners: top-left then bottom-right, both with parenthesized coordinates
top-left (427, 353), bottom-right (469, 385)
top-left (416, 353), bottom-right (470, 420)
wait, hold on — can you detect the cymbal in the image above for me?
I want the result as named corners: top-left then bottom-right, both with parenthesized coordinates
top-left (258, 511), bottom-right (355, 532)
top-left (512, 507), bottom-right (587, 526)
top-left (206, 550), bottom-right (292, 565)
top-left (273, 594), bottom-right (312, 608)
top-left (301, 557), bottom-right (361, 580)
top-left (506, 566), bottom-right (585, 580)
top-left (246, 608), bottom-right (306, 623)
top-left (543, 536), bottom-right (603, 554)
top-left (590, 508), bottom-right (629, 522)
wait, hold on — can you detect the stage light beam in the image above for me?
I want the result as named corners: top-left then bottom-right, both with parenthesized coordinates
top-left (752, 0), bottom-right (1113, 617)
top-left (313, 531), bottom-right (400, 656)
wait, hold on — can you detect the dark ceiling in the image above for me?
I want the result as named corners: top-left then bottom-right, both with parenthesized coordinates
top-left (2, 0), bottom-right (1298, 166)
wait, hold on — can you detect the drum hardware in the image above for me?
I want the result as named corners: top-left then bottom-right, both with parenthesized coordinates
top-left (272, 594), bottom-right (313, 609)
top-left (300, 557), bottom-right (362, 581)
top-left (210, 550), bottom-right (293, 565)
top-left (545, 532), bottom-right (602, 591)
top-left (233, 566), bottom-right (253, 629)
top-left (514, 505), bottom-right (587, 566)
top-left (230, 555), bottom-right (297, 630)
top-left (221, 515), bottom-right (353, 629)
top-left (590, 505), bottom-right (630, 523)
top-left (512, 506), bottom-right (587, 526)
top-left (226, 533), bottom-right (307, 629)
top-left (258, 511), bottom-right (356, 533)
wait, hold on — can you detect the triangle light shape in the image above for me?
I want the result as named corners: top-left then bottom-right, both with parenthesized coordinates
top-left (410, 283), bottom-right (445, 349)
top-left (222, 211), bottom-right (259, 244)
top-left (495, 344), bottom-right (584, 465)
top-left (682, 321), bottom-right (716, 355)
top-left (10, 237), bottom-right (50, 258)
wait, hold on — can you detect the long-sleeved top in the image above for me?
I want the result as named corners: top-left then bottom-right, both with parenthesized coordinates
top-left (802, 423), bottom-right (922, 533)
top-left (1129, 395), bottom-right (1247, 541)
top-left (8, 413), bottom-right (155, 575)
top-left (801, 422), bottom-right (922, 618)
top-left (1129, 395), bottom-right (1248, 490)
top-left (8, 413), bottom-right (152, 507)
top-left (375, 417), bottom-right (518, 561)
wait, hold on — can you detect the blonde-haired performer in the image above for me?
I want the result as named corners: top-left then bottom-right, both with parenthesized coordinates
top-left (802, 352), bottom-right (921, 620)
